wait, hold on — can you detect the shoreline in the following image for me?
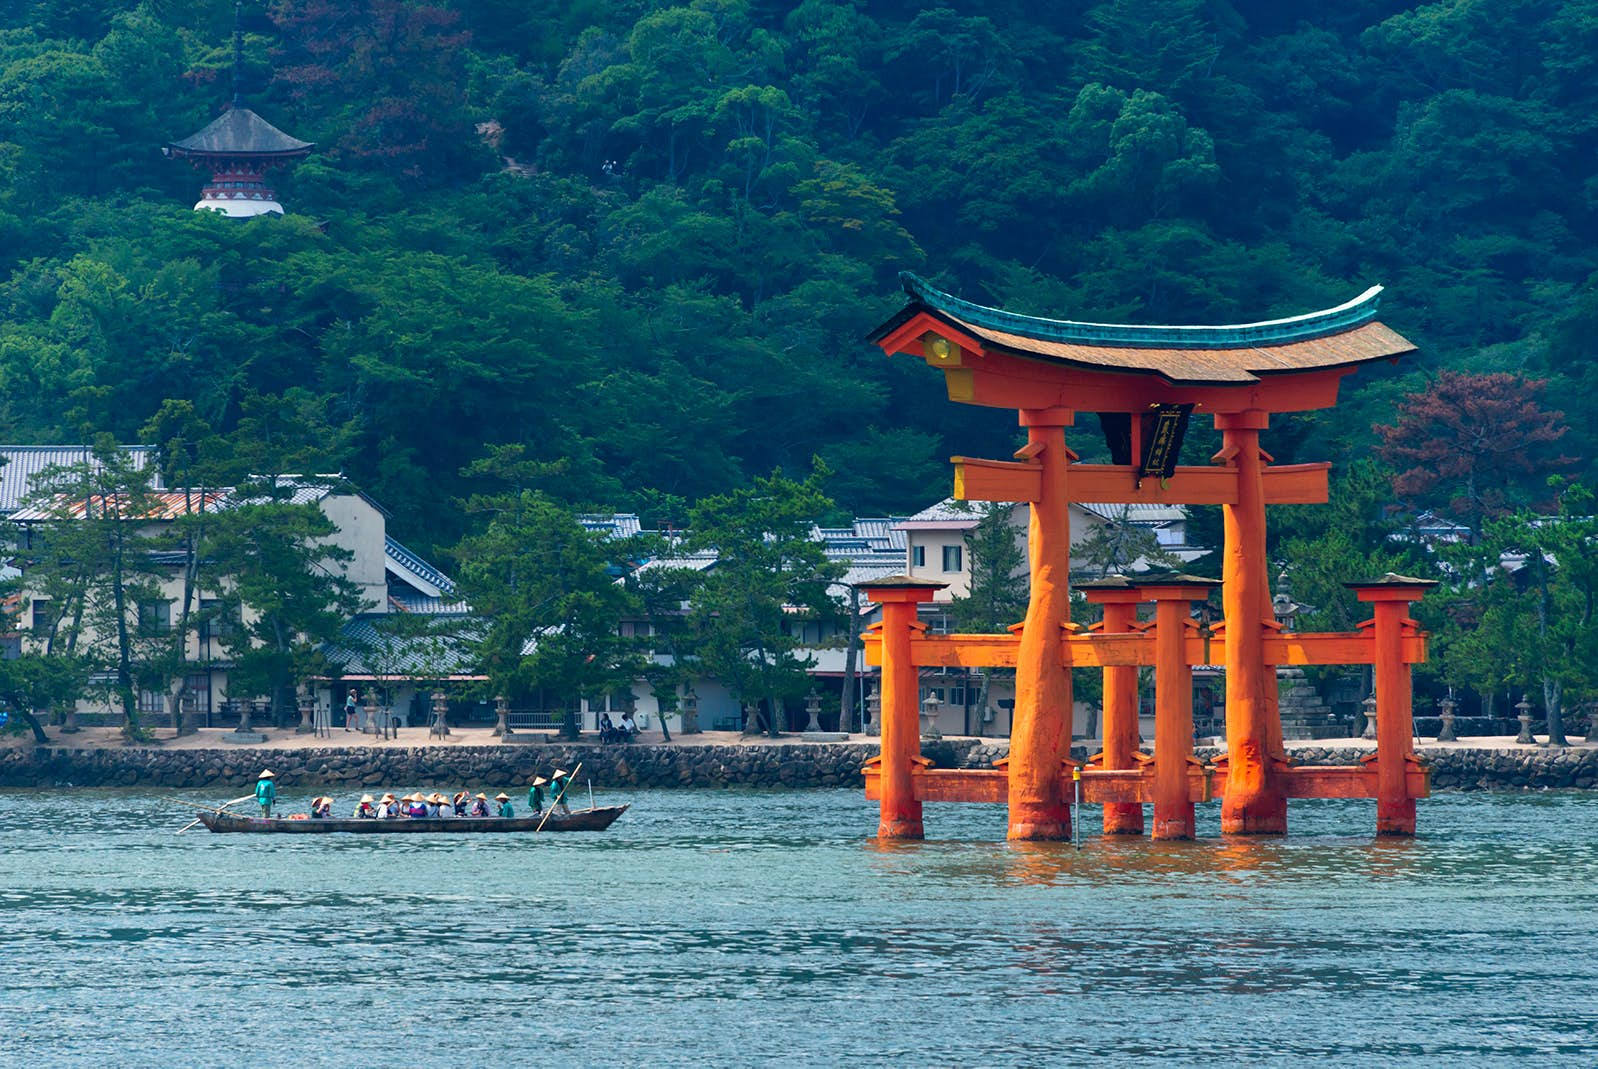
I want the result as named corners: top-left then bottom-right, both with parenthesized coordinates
top-left (4, 728), bottom-right (1598, 792)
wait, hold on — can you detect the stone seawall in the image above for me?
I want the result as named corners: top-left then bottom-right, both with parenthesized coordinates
top-left (3, 739), bottom-right (1597, 791)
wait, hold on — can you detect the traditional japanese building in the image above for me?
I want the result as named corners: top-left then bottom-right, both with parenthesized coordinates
top-left (163, 105), bottom-right (312, 217)
top-left (863, 273), bottom-right (1430, 841)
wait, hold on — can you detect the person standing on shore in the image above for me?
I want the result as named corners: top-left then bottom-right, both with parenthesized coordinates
top-left (344, 690), bottom-right (359, 732)
top-left (255, 770), bottom-right (276, 817)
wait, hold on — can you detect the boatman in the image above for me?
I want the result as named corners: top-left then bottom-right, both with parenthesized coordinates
top-left (527, 776), bottom-right (547, 816)
top-left (255, 769), bottom-right (277, 818)
top-left (550, 768), bottom-right (572, 815)
top-left (495, 792), bottom-right (515, 818)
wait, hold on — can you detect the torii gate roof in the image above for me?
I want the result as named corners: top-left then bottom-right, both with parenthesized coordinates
top-left (869, 273), bottom-right (1416, 387)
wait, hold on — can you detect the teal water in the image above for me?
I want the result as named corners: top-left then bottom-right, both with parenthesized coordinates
top-left (4, 789), bottom-right (1598, 1068)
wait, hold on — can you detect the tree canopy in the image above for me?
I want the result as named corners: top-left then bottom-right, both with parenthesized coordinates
top-left (0, 0), bottom-right (1591, 566)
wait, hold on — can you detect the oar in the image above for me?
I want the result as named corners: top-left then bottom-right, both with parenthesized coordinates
top-left (535, 762), bottom-right (582, 832)
top-left (177, 794), bottom-right (255, 834)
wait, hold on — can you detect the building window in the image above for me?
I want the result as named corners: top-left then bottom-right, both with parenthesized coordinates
top-left (911, 545), bottom-right (926, 568)
top-left (200, 599), bottom-right (239, 643)
top-left (138, 600), bottom-right (172, 635)
top-left (942, 545), bottom-right (963, 572)
top-left (1, 635), bottom-right (20, 660)
top-left (30, 599), bottom-right (51, 636)
top-left (137, 689), bottom-right (164, 713)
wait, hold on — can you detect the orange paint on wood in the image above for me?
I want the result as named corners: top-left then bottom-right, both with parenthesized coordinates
top-left (1007, 418), bottom-right (1074, 840)
top-left (1147, 585), bottom-right (1209, 840)
top-left (1097, 597), bottom-right (1144, 835)
top-left (865, 581), bottom-right (942, 840)
top-left (1217, 414), bottom-right (1287, 834)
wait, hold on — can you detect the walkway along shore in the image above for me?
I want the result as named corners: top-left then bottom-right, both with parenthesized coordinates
top-left (3, 728), bottom-right (1598, 791)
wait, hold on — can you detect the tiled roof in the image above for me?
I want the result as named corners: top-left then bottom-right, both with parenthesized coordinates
top-left (1078, 502), bottom-right (1188, 523)
top-left (12, 489), bottom-right (228, 522)
top-left (388, 592), bottom-right (471, 615)
top-left (167, 107), bottom-right (312, 158)
top-left (849, 518), bottom-right (906, 551)
top-left (385, 536), bottom-right (456, 596)
top-left (897, 498), bottom-right (987, 530)
top-left (0, 446), bottom-right (160, 513)
top-left (872, 273), bottom-right (1417, 386)
top-left (323, 615), bottom-right (484, 678)
top-left (580, 513), bottom-right (643, 539)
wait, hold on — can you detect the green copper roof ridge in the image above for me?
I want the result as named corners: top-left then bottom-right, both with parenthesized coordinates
top-left (899, 273), bottom-right (1385, 349)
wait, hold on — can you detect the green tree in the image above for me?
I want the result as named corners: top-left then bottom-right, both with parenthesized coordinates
top-left (199, 485), bottom-right (366, 727)
top-left (453, 488), bottom-right (639, 739)
top-left (685, 465), bottom-right (843, 737)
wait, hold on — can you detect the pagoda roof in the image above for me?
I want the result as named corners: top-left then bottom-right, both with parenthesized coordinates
top-left (165, 107), bottom-right (312, 159)
top-left (870, 273), bottom-right (1417, 387)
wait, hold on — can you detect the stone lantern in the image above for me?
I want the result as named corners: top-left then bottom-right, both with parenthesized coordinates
top-left (493, 694), bottom-right (511, 738)
top-left (296, 689), bottom-right (315, 734)
top-left (920, 691), bottom-right (942, 741)
top-left (1437, 691), bottom-right (1458, 743)
top-left (1515, 694), bottom-right (1535, 744)
top-left (681, 688), bottom-right (700, 735)
top-left (1586, 703), bottom-right (1598, 746)
top-left (236, 696), bottom-right (255, 735)
top-left (430, 691), bottom-right (450, 739)
top-left (865, 680), bottom-right (881, 737)
top-left (804, 689), bottom-right (823, 732)
top-left (1360, 695), bottom-right (1377, 741)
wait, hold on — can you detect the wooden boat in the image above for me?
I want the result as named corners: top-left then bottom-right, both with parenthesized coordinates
top-left (194, 804), bottom-right (628, 834)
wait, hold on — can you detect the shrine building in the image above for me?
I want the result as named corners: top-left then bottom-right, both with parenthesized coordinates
top-left (861, 273), bottom-right (1431, 841)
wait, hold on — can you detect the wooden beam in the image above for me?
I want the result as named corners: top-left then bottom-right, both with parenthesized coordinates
top-left (952, 456), bottom-right (1041, 502)
top-left (1065, 463), bottom-right (1330, 506)
top-left (863, 764), bottom-right (1210, 805)
top-left (1210, 762), bottom-right (1430, 800)
top-left (951, 460), bottom-right (1330, 506)
top-left (863, 628), bottom-right (1424, 669)
top-left (1262, 632), bottom-right (1427, 666)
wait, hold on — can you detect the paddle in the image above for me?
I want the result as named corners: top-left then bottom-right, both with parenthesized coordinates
top-left (177, 794), bottom-right (256, 834)
top-left (535, 762), bottom-right (582, 832)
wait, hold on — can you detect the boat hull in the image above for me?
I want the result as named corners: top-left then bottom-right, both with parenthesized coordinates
top-left (196, 805), bottom-right (628, 834)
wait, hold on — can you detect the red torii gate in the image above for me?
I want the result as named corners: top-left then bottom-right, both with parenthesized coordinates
top-left (861, 273), bottom-right (1432, 840)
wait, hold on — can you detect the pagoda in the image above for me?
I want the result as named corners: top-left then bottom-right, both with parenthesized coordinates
top-left (162, 16), bottom-right (311, 217)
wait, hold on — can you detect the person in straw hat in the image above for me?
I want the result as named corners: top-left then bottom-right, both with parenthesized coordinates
top-left (310, 796), bottom-right (332, 819)
top-left (378, 793), bottom-right (398, 818)
top-left (550, 768), bottom-right (573, 816)
top-left (495, 792), bottom-right (514, 818)
top-left (452, 790), bottom-right (470, 817)
top-left (405, 794), bottom-right (429, 818)
top-left (254, 769), bottom-right (277, 818)
top-left (354, 795), bottom-right (378, 819)
top-left (527, 776), bottom-right (547, 816)
top-left (470, 792), bottom-right (490, 817)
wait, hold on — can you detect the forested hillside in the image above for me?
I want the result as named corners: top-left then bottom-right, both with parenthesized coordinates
top-left (1, 0), bottom-right (1595, 561)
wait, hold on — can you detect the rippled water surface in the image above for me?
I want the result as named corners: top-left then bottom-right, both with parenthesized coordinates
top-left (4, 788), bottom-right (1598, 1067)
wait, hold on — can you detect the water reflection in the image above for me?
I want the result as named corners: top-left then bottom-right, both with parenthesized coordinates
top-left (6, 787), bottom-right (1598, 1065)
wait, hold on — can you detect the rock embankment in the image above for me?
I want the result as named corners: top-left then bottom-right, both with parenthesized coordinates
top-left (2, 739), bottom-right (1596, 790)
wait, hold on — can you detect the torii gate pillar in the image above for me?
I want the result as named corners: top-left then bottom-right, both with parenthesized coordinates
top-left (863, 577), bottom-right (945, 840)
top-left (1008, 408), bottom-right (1076, 841)
top-left (1215, 410), bottom-right (1288, 835)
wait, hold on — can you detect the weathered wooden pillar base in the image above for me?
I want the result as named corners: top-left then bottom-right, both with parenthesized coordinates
top-left (1103, 804), bottom-right (1144, 835)
top-left (1376, 799), bottom-right (1416, 837)
top-left (1008, 793), bottom-right (1072, 840)
top-left (878, 812), bottom-right (925, 840)
top-left (1152, 805), bottom-right (1196, 841)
